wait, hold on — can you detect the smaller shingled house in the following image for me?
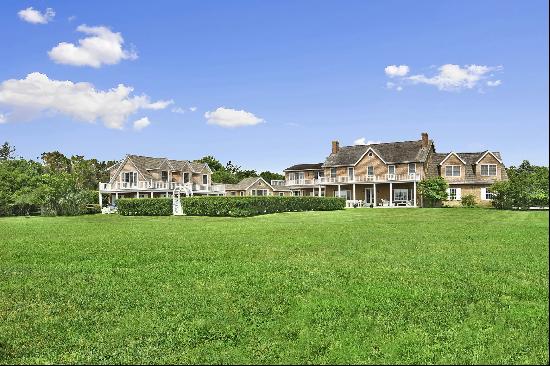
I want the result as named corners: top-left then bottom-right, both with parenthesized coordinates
top-left (281, 163), bottom-right (324, 196)
top-left (427, 151), bottom-right (507, 206)
top-left (98, 154), bottom-right (224, 206)
top-left (225, 177), bottom-right (291, 197)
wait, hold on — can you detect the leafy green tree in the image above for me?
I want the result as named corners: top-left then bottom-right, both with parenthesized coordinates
top-left (0, 142), bottom-right (16, 160)
top-left (260, 171), bottom-right (284, 183)
top-left (212, 169), bottom-right (240, 184)
top-left (0, 158), bottom-right (43, 215)
top-left (70, 155), bottom-right (99, 190)
top-left (34, 172), bottom-right (93, 216)
top-left (418, 177), bottom-right (449, 207)
top-left (41, 151), bottom-right (71, 173)
top-left (195, 155), bottom-right (224, 171)
top-left (491, 160), bottom-right (549, 209)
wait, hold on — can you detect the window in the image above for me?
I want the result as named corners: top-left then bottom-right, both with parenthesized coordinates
top-left (367, 166), bottom-right (374, 176)
top-left (183, 172), bottom-right (190, 183)
top-left (161, 171), bottom-right (168, 182)
top-left (445, 165), bottom-right (461, 177)
top-left (316, 171), bottom-right (324, 178)
top-left (293, 191), bottom-right (301, 196)
top-left (394, 189), bottom-right (408, 201)
top-left (330, 168), bottom-right (337, 178)
top-left (408, 163), bottom-right (416, 174)
top-left (481, 187), bottom-right (494, 200)
top-left (335, 190), bottom-right (350, 199)
top-left (240, 191), bottom-right (244, 196)
top-left (448, 188), bottom-right (457, 200)
top-left (348, 167), bottom-right (354, 180)
top-left (202, 174), bottom-right (208, 185)
top-left (122, 172), bottom-right (137, 184)
top-left (480, 164), bottom-right (497, 176)
top-left (388, 165), bottom-right (396, 175)
top-left (368, 152), bottom-right (373, 157)
top-left (279, 192), bottom-right (285, 196)
top-left (230, 192), bottom-right (236, 196)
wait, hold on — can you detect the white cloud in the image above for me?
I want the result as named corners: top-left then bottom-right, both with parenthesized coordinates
top-left (396, 86), bottom-right (403, 91)
top-left (407, 64), bottom-right (502, 91)
top-left (487, 80), bottom-right (502, 87)
top-left (146, 100), bottom-right (173, 110)
top-left (385, 65), bottom-right (409, 77)
top-left (68, 16), bottom-right (76, 22)
top-left (0, 113), bottom-right (6, 124)
top-left (189, 107), bottom-right (197, 112)
top-left (48, 25), bottom-right (137, 68)
top-left (171, 107), bottom-right (185, 114)
top-left (0, 72), bottom-right (171, 129)
top-left (354, 138), bottom-right (380, 145)
top-left (18, 7), bottom-right (55, 24)
top-left (204, 107), bottom-right (264, 128)
top-left (133, 117), bottom-right (150, 130)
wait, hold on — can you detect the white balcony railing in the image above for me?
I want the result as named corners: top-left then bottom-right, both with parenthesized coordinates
top-left (99, 181), bottom-right (225, 193)
top-left (317, 173), bottom-right (421, 184)
top-left (270, 180), bottom-right (286, 186)
top-left (285, 179), bottom-right (316, 186)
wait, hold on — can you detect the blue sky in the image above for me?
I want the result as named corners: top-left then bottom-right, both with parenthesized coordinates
top-left (0, 0), bottom-right (548, 172)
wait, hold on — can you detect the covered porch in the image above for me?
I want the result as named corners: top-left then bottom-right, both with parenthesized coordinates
top-left (324, 182), bottom-right (419, 207)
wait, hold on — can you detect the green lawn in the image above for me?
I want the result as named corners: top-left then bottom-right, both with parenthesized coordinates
top-left (0, 209), bottom-right (548, 364)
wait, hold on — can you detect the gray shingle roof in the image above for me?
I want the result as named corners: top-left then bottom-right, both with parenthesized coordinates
top-left (428, 151), bottom-right (507, 183)
top-left (284, 163), bottom-right (323, 171)
top-left (225, 177), bottom-right (271, 191)
top-left (323, 140), bottom-right (432, 167)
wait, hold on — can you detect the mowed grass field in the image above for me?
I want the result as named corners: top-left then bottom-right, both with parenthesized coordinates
top-left (0, 209), bottom-right (548, 364)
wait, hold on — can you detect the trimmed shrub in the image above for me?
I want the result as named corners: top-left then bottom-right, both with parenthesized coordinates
top-left (461, 194), bottom-right (477, 208)
top-left (117, 198), bottom-right (172, 216)
top-left (85, 204), bottom-right (101, 214)
top-left (181, 196), bottom-right (345, 216)
top-left (117, 196), bottom-right (345, 217)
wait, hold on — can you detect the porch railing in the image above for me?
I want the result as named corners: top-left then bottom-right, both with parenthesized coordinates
top-left (99, 181), bottom-right (225, 193)
top-left (317, 173), bottom-right (421, 184)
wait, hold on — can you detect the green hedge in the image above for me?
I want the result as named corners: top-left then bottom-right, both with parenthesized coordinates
top-left (117, 196), bottom-right (345, 217)
top-left (182, 196), bottom-right (345, 216)
top-left (117, 198), bottom-right (172, 216)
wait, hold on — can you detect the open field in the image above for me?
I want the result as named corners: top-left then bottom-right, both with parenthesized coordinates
top-left (0, 209), bottom-right (548, 364)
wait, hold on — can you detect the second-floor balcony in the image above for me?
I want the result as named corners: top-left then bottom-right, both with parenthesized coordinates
top-left (99, 181), bottom-right (226, 193)
top-left (318, 173), bottom-right (421, 184)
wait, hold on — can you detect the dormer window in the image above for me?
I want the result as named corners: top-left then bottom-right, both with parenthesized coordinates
top-left (202, 174), bottom-right (208, 185)
top-left (445, 165), bottom-right (461, 177)
top-left (161, 171), bottom-right (168, 182)
top-left (480, 164), bottom-right (497, 176)
top-left (183, 172), bottom-right (190, 183)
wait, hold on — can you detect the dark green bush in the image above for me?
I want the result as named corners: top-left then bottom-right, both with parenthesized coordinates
top-left (117, 196), bottom-right (345, 217)
top-left (461, 194), bottom-right (477, 208)
top-left (117, 198), bottom-right (172, 216)
top-left (85, 204), bottom-right (101, 214)
top-left (181, 196), bottom-right (345, 217)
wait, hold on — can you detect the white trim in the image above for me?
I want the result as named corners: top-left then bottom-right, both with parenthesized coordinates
top-left (439, 152), bottom-right (466, 165)
top-left (388, 165), bottom-right (396, 175)
top-left (353, 147), bottom-right (388, 166)
top-left (408, 163), bottom-right (416, 174)
top-left (444, 165), bottom-right (461, 177)
top-left (475, 151), bottom-right (503, 164)
top-left (480, 164), bottom-right (498, 177)
top-left (244, 177), bottom-right (274, 191)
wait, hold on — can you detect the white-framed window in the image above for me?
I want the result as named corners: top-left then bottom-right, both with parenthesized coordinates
top-left (480, 164), bottom-right (497, 176)
top-left (408, 163), bottom-right (416, 174)
top-left (445, 165), bottom-right (461, 177)
top-left (240, 191), bottom-right (244, 196)
top-left (481, 187), bottom-right (494, 200)
top-left (368, 152), bottom-right (373, 157)
top-left (330, 168), bottom-right (337, 178)
top-left (278, 192), bottom-right (285, 196)
top-left (298, 172), bottom-right (305, 180)
top-left (348, 167), bottom-right (354, 180)
top-left (388, 165), bottom-right (396, 175)
top-left (252, 189), bottom-right (268, 196)
top-left (122, 171), bottom-right (137, 184)
top-left (367, 165), bottom-right (374, 176)
top-left (183, 172), bottom-right (190, 183)
top-left (335, 190), bottom-right (351, 199)
top-left (230, 191), bottom-right (236, 196)
top-left (393, 188), bottom-right (408, 201)
top-left (293, 191), bottom-right (301, 196)
top-left (161, 171), bottom-right (168, 182)
top-left (447, 187), bottom-right (462, 200)
top-left (202, 174), bottom-right (208, 185)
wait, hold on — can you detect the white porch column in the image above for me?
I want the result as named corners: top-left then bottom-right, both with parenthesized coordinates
top-left (319, 185), bottom-right (322, 197)
top-left (115, 192), bottom-right (119, 201)
top-left (389, 182), bottom-right (393, 206)
top-left (413, 181), bottom-right (417, 207)
top-left (150, 191), bottom-right (154, 198)
top-left (99, 192), bottom-right (102, 206)
top-left (373, 184), bottom-right (377, 206)
top-left (136, 192), bottom-right (139, 198)
top-left (353, 184), bottom-right (356, 200)
top-left (338, 184), bottom-right (341, 198)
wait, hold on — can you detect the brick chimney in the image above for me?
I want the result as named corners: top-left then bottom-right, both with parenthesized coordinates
top-left (332, 140), bottom-right (340, 154)
top-left (421, 132), bottom-right (429, 148)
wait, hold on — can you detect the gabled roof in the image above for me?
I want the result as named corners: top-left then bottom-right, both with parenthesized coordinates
top-left (428, 151), bottom-right (507, 182)
top-left (284, 163), bottom-right (323, 171)
top-left (475, 151), bottom-right (503, 164)
top-left (439, 152), bottom-right (466, 165)
top-left (323, 139), bottom-right (433, 167)
top-left (225, 177), bottom-right (273, 191)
